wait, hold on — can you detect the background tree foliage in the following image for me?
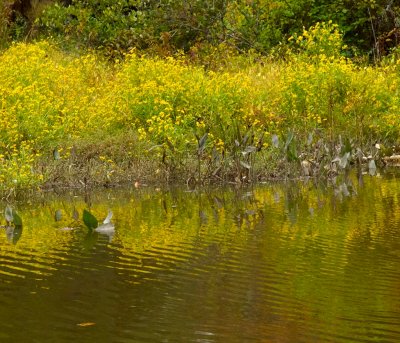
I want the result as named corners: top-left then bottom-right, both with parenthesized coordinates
top-left (1, 0), bottom-right (400, 59)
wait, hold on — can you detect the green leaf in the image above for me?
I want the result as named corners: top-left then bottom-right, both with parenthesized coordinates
top-left (83, 209), bottom-right (98, 230)
top-left (12, 210), bottom-right (22, 226)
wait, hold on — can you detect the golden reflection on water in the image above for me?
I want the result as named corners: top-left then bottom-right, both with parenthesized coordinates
top-left (0, 172), bottom-right (399, 342)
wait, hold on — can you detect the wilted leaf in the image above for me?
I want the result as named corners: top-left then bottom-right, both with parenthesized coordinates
top-left (83, 209), bottom-right (98, 230)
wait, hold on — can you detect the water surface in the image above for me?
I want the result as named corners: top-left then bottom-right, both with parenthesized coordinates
top-left (1, 172), bottom-right (400, 342)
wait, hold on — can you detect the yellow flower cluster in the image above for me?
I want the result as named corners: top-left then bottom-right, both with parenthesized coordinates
top-left (0, 41), bottom-right (399, 188)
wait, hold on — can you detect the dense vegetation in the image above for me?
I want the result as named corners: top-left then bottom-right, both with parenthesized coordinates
top-left (2, 0), bottom-right (400, 58)
top-left (0, 1), bottom-right (400, 192)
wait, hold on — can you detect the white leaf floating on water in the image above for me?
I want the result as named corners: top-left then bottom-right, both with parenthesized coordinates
top-left (95, 223), bottom-right (115, 234)
top-left (96, 210), bottom-right (115, 236)
top-left (103, 210), bottom-right (113, 224)
top-left (4, 205), bottom-right (13, 223)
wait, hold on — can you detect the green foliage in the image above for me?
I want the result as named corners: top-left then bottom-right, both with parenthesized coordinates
top-left (83, 209), bottom-right (98, 230)
top-left (37, 0), bottom-right (150, 56)
top-left (0, 0), bottom-right (397, 58)
top-left (309, 0), bottom-right (400, 57)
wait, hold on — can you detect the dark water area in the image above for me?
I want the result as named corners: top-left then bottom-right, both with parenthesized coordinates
top-left (1, 172), bottom-right (400, 342)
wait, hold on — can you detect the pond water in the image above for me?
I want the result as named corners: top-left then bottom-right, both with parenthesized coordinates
top-left (1, 172), bottom-right (400, 342)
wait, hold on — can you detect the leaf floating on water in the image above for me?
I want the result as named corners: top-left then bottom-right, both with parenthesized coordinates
top-left (12, 210), bottom-right (22, 226)
top-left (77, 322), bottom-right (96, 327)
top-left (95, 223), bottom-right (115, 234)
top-left (5, 225), bottom-right (23, 245)
top-left (83, 209), bottom-right (98, 230)
top-left (103, 210), bottom-right (113, 224)
top-left (4, 205), bottom-right (13, 223)
top-left (55, 209), bottom-right (62, 222)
